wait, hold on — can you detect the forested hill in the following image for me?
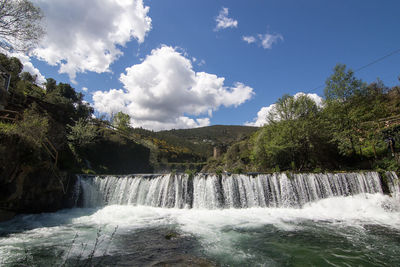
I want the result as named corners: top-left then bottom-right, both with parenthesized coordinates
top-left (133, 125), bottom-right (258, 146)
top-left (130, 125), bottom-right (258, 162)
top-left (159, 125), bottom-right (258, 145)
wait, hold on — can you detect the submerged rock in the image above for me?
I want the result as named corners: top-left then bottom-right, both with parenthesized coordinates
top-left (164, 232), bottom-right (179, 240)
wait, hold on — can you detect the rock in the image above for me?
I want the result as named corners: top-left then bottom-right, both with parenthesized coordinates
top-left (0, 157), bottom-right (77, 217)
top-left (165, 232), bottom-right (179, 240)
top-left (0, 209), bottom-right (16, 222)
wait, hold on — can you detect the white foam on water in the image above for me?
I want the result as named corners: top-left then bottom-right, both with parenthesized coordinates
top-left (72, 193), bottom-right (400, 230)
top-left (0, 193), bottom-right (399, 265)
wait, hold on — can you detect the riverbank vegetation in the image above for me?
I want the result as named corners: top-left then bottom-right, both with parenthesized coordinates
top-left (1, 54), bottom-right (399, 180)
top-left (205, 64), bottom-right (400, 174)
top-left (1, 52), bottom-right (399, 178)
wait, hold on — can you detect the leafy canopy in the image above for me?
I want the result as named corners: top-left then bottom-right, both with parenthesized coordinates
top-left (112, 111), bottom-right (131, 132)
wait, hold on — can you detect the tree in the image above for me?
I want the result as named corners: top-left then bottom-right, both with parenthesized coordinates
top-left (45, 78), bottom-right (56, 93)
top-left (323, 64), bottom-right (365, 156)
top-left (0, 53), bottom-right (22, 88)
top-left (67, 118), bottom-right (98, 147)
top-left (267, 94), bottom-right (296, 123)
top-left (251, 94), bottom-right (333, 171)
top-left (20, 71), bottom-right (35, 82)
top-left (112, 111), bottom-right (131, 132)
top-left (0, 0), bottom-right (44, 53)
top-left (0, 103), bottom-right (49, 148)
top-left (349, 79), bottom-right (391, 158)
top-left (268, 94), bottom-right (319, 123)
top-left (324, 64), bottom-right (364, 101)
top-left (53, 83), bottom-right (80, 102)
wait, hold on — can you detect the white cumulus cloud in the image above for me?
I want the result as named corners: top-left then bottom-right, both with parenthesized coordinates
top-left (258, 33), bottom-right (284, 49)
top-left (245, 93), bottom-right (323, 127)
top-left (9, 53), bottom-right (46, 85)
top-left (243, 31), bottom-right (283, 49)
top-left (215, 7), bottom-right (238, 31)
top-left (32, 0), bottom-right (152, 82)
top-left (93, 45), bottom-right (254, 131)
top-left (242, 36), bottom-right (256, 44)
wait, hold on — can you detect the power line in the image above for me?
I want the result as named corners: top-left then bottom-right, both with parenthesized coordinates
top-left (354, 48), bottom-right (400, 73)
top-left (305, 48), bottom-right (400, 94)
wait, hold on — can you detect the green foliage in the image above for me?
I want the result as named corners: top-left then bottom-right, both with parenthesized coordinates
top-left (0, 53), bottom-right (23, 89)
top-left (45, 78), bottom-right (57, 93)
top-left (129, 125), bottom-right (255, 169)
top-left (285, 171), bottom-right (293, 179)
top-left (290, 161), bottom-right (296, 170)
top-left (313, 167), bottom-right (323, 173)
top-left (82, 169), bottom-right (96, 175)
top-left (249, 129), bottom-right (268, 169)
top-left (18, 106), bottom-right (49, 147)
top-left (219, 64), bottom-right (400, 173)
top-left (3, 104), bottom-right (49, 148)
top-left (2, 48), bottom-right (399, 177)
top-left (184, 168), bottom-right (196, 178)
top-left (324, 64), bottom-right (365, 101)
top-left (67, 119), bottom-right (99, 147)
top-left (373, 157), bottom-right (399, 172)
top-left (112, 111), bottom-right (131, 132)
top-left (273, 165), bottom-right (280, 173)
top-left (249, 94), bottom-right (334, 171)
top-left (20, 71), bottom-right (36, 83)
top-left (0, 121), bottom-right (16, 134)
top-left (170, 169), bottom-right (177, 176)
top-left (232, 166), bottom-right (244, 174)
top-left (57, 83), bottom-right (81, 102)
top-left (159, 125), bottom-right (258, 145)
top-left (323, 66), bottom-right (395, 158)
top-left (223, 140), bottom-right (251, 172)
top-left (323, 64), bottom-right (367, 156)
top-left (73, 128), bottom-right (153, 174)
top-left (201, 156), bottom-right (224, 173)
top-left (43, 80), bottom-right (93, 123)
top-left (16, 79), bottom-right (45, 98)
top-left (45, 82), bottom-right (81, 103)
top-left (0, 53), bottom-right (153, 179)
top-left (267, 94), bottom-right (319, 123)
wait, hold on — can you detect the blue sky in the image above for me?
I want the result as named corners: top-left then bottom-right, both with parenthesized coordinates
top-left (21, 0), bottom-right (400, 130)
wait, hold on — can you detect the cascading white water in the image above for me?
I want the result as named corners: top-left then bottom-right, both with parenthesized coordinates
top-left (79, 171), bottom-right (398, 209)
top-left (386, 171), bottom-right (400, 199)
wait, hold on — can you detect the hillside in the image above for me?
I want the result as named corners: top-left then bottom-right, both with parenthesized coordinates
top-left (160, 125), bottom-right (259, 145)
top-left (131, 125), bottom-right (258, 161)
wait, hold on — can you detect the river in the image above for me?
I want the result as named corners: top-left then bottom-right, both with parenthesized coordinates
top-left (0, 172), bottom-right (399, 266)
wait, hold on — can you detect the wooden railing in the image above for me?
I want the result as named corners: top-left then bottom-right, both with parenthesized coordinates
top-left (0, 109), bottom-right (21, 121)
top-left (1, 108), bottom-right (66, 192)
top-left (41, 137), bottom-right (58, 166)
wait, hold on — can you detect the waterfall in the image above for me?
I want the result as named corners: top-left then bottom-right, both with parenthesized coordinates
top-left (78, 172), bottom-right (399, 209)
top-left (386, 171), bottom-right (400, 200)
